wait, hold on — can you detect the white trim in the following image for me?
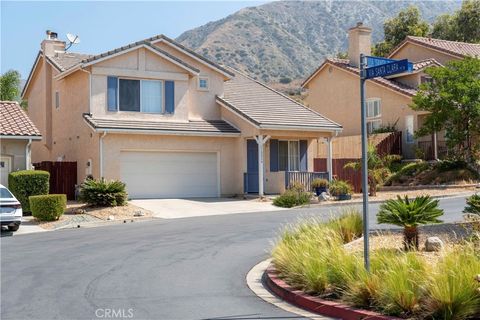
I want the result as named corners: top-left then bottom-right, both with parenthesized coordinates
top-left (0, 135), bottom-right (42, 140)
top-left (259, 124), bottom-right (342, 133)
top-left (151, 38), bottom-right (233, 79)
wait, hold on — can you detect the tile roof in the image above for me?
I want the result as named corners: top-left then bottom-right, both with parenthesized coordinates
top-left (0, 101), bottom-right (41, 137)
top-left (218, 68), bottom-right (342, 131)
top-left (392, 36), bottom-right (480, 58)
top-left (47, 52), bottom-right (92, 71)
top-left (83, 114), bottom-right (240, 136)
top-left (303, 58), bottom-right (417, 97)
top-left (412, 58), bottom-right (443, 70)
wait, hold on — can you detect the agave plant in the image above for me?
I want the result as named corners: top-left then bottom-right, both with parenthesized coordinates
top-left (377, 195), bottom-right (444, 250)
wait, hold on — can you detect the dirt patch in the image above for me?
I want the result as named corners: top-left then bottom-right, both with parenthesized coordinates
top-left (67, 201), bottom-right (154, 221)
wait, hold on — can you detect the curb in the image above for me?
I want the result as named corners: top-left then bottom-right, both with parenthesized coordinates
top-left (264, 264), bottom-right (401, 320)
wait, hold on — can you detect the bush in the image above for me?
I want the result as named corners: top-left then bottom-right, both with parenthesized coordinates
top-left (464, 194), bottom-right (480, 215)
top-left (79, 178), bottom-right (127, 207)
top-left (29, 194), bottom-right (66, 221)
top-left (311, 178), bottom-right (328, 189)
top-left (329, 180), bottom-right (353, 196)
top-left (327, 207), bottom-right (363, 243)
top-left (8, 170), bottom-right (49, 213)
top-left (273, 188), bottom-right (311, 208)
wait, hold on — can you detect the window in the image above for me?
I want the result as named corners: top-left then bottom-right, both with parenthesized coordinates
top-left (278, 140), bottom-right (300, 171)
top-left (118, 79), bottom-right (163, 113)
top-left (366, 98), bottom-right (381, 118)
top-left (405, 115), bottom-right (414, 144)
top-left (198, 76), bottom-right (209, 90)
top-left (55, 91), bottom-right (60, 109)
top-left (367, 119), bottom-right (382, 134)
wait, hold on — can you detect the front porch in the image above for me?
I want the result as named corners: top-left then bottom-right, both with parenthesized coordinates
top-left (243, 134), bottom-right (333, 195)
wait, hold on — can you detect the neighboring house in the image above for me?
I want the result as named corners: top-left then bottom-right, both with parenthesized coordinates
top-left (0, 101), bottom-right (42, 186)
top-left (22, 31), bottom-right (341, 198)
top-left (302, 23), bottom-right (480, 159)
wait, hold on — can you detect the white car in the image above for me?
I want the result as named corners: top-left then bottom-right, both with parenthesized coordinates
top-left (0, 184), bottom-right (22, 232)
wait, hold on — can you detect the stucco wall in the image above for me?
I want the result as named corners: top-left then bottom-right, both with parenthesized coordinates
top-left (102, 133), bottom-right (242, 196)
top-left (390, 43), bottom-right (461, 65)
top-left (1, 139), bottom-right (27, 172)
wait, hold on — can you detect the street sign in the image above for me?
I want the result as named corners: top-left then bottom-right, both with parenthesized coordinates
top-left (365, 59), bottom-right (412, 79)
top-left (359, 54), bottom-right (412, 272)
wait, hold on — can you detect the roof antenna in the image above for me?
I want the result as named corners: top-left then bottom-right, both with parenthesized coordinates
top-left (65, 33), bottom-right (80, 51)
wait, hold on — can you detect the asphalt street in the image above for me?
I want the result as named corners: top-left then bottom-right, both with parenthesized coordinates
top-left (0, 196), bottom-right (468, 320)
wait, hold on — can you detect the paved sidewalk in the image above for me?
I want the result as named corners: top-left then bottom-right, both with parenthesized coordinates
top-left (1, 216), bottom-right (47, 236)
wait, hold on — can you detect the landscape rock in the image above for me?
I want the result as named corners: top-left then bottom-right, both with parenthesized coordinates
top-left (74, 208), bottom-right (86, 215)
top-left (107, 215), bottom-right (115, 221)
top-left (318, 192), bottom-right (330, 201)
top-left (134, 211), bottom-right (145, 217)
top-left (425, 236), bottom-right (444, 252)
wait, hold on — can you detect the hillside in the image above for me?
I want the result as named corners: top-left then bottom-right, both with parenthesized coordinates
top-left (177, 1), bottom-right (460, 83)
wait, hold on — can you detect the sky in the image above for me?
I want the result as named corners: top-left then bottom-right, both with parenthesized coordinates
top-left (1, 1), bottom-right (267, 78)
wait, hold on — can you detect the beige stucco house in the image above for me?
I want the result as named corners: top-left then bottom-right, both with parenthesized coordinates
top-left (302, 23), bottom-right (480, 159)
top-left (22, 31), bottom-right (341, 198)
top-left (0, 101), bottom-right (42, 186)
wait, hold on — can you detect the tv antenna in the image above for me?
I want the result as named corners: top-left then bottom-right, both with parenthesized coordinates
top-left (65, 33), bottom-right (80, 51)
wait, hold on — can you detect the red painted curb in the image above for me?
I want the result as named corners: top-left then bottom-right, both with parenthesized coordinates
top-left (264, 265), bottom-right (401, 320)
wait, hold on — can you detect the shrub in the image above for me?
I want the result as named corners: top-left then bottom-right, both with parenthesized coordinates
top-left (464, 194), bottom-right (480, 215)
top-left (327, 208), bottom-right (363, 243)
top-left (329, 180), bottom-right (353, 197)
top-left (29, 194), bottom-right (66, 221)
top-left (311, 178), bottom-right (328, 189)
top-left (288, 181), bottom-right (305, 192)
top-left (273, 188), bottom-right (311, 208)
top-left (79, 178), bottom-right (127, 207)
top-left (377, 195), bottom-right (444, 250)
top-left (8, 170), bottom-right (49, 212)
top-left (424, 244), bottom-right (480, 320)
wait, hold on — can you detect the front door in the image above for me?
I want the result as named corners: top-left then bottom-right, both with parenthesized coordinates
top-left (0, 156), bottom-right (12, 187)
top-left (246, 140), bottom-right (258, 193)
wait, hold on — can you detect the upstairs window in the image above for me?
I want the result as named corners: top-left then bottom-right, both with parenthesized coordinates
top-left (55, 91), bottom-right (60, 109)
top-left (198, 76), bottom-right (209, 91)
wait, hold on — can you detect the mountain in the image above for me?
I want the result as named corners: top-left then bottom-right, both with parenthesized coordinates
top-left (177, 0), bottom-right (461, 83)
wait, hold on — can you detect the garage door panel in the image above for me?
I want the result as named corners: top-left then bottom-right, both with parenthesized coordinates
top-left (120, 151), bottom-right (218, 198)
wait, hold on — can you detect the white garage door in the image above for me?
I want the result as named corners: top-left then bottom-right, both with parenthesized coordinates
top-left (120, 151), bottom-right (218, 199)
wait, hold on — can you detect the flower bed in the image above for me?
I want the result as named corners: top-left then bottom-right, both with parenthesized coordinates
top-left (270, 208), bottom-right (480, 319)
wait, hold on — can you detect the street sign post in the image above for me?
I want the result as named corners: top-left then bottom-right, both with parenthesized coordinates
top-left (359, 54), bottom-right (412, 272)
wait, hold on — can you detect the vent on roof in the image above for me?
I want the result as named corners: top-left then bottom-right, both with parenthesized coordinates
top-left (46, 30), bottom-right (58, 40)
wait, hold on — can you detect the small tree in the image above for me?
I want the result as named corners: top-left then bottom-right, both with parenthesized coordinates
top-left (344, 144), bottom-right (398, 196)
top-left (0, 70), bottom-right (27, 109)
top-left (377, 195), bottom-right (443, 250)
top-left (411, 57), bottom-right (480, 164)
top-left (432, 0), bottom-right (480, 43)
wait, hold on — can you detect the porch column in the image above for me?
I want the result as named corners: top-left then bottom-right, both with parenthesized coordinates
top-left (255, 135), bottom-right (270, 197)
top-left (433, 131), bottom-right (438, 160)
top-left (326, 137), bottom-right (333, 181)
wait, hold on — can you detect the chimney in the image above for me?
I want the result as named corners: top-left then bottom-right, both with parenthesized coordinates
top-left (41, 30), bottom-right (65, 56)
top-left (348, 22), bottom-right (372, 67)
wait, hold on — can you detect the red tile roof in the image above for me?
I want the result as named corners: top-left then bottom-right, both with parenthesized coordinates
top-left (392, 36), bottom-right (480, 59)
top-left (0, 101), bottom-right (41, 137)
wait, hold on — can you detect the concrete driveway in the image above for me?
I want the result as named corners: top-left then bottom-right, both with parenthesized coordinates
top-left (130, 197), bottom-right (284, 219)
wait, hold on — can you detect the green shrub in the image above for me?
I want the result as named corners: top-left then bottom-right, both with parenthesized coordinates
top-left (273, 188), bottom-right (311, 208)
top-left (329, 180), bottom-right (353, 196)
top-left (464, 194), bottom-right (480, 215)
top-left (79, 178), bottom-right (127, 207)
top-left (424, 244), bottom-right (480, 320)
top-left (29, 194), bottom-right (66, 221)
top-left (311, 178), bottom-right (329, 189)
top-left (327, 207), bottom-right (363, 243)
top-left (8, 170), bottom-right (49, 212)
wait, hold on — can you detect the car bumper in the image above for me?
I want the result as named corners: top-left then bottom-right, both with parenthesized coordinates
top-left (0, 219), bottom-right (22, 227)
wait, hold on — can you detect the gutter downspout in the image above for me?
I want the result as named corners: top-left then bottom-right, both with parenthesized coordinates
top-left (99, 131), bottom-right (107, 178)
top-left (25, 139), bottom-right (32, 170)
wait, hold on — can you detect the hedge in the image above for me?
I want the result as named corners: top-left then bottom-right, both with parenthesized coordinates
top-left (8, 170), bottom-right (50, 213)
top-left (29, 194), bottom-right (66, 221)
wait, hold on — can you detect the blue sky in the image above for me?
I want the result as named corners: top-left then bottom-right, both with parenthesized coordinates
top-left (1, 1), bottom-right (266, 78)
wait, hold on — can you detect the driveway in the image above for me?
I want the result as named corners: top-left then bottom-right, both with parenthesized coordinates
top-left (130, 197), bottom-right (284, 219)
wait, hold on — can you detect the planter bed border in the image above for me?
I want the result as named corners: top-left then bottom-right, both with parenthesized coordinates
top-left (264, 264), bottom-right (401, 320)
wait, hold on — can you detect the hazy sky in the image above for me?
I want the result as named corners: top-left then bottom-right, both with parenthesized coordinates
top-left (1, 1), bottom-right (267, 78)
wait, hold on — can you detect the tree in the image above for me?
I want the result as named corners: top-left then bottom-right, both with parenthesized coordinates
top-left (372, 6), bottom-right (430, 57)
top-left (432, 0), bottom-right (480, 43)
top-left (377, 195), bottom-right (443, 250)
top-left (411, 57), bottom-right (480, 164)
top-left (0, 70), bottom-right (26, 109)
top-left (344, 144), bottom-right (399, 196)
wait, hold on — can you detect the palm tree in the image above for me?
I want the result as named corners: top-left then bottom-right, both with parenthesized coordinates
top-left (377, 195), bottom-right (444, 250)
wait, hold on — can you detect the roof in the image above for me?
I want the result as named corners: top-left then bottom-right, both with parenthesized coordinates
top-left (390, 36), bottom-right (480, 59)
top-left (47, 52), bottom-right (92, 72)
top-left (0, 101), bottom-right (41, 138)
top-left (83, 114), bottom-right (240, 136)
top-left (302, 58), bottom-right (417, 97)
top-left (412, 58), bottom-right (443, 71)
top-left (217, 68), bottom-right (342, 131)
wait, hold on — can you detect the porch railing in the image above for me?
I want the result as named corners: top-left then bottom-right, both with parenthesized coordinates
top-left (285, 171), bottom-right (329, 191)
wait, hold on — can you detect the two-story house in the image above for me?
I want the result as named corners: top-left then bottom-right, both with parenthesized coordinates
top-left (22, 31), bottom-right (341, 198)
top-left (302, 23), bottom-right (480, 160)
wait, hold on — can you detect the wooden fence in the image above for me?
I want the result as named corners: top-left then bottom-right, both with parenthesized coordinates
top-left (314, 158), bottom-right (363, 193)
top-left (33, 161), bottom-right (77, 200)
